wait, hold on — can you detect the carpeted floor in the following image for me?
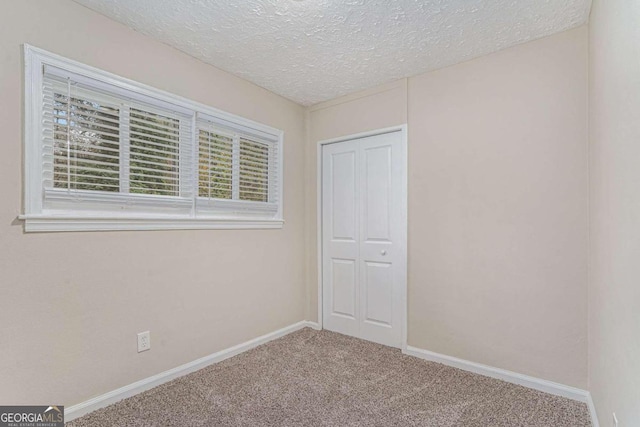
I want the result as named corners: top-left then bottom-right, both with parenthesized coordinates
top-left (67, 328), bottom-right (591, 426)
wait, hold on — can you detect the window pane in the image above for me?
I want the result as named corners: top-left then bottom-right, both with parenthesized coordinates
top-left (239, 137), bottom-right (269, 202)
top-left (198, 130), bottom-right (233, 199)
top-left (52, 92), bottom-right (120, 192)
top-left (129, 108), bottom-right (180, 197)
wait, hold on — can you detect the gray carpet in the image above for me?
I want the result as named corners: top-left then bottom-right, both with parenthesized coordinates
top-left (67, 328), bottom-right (592, 426)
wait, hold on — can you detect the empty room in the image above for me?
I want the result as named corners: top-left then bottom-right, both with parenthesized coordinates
top-left (1, 0), bottom-right (638, 426)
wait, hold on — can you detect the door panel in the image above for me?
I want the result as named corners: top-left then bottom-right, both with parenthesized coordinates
top-left (363, 261), bottom-right (393, 326)
top-left (331, 151), bottom-right (357, 240)
top-left (322, 130), bottom-right (404, 348)
top-left (363, 145), bottom-right (392, 242)
top-left (331, 259), bottom-right (356, 318)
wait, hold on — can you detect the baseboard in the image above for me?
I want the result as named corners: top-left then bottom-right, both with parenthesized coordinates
top-left (65, 320), bottom-right (315, 422)
top-left (67, 325), bottom-right (598, 426)
top-left (404, 345), bottom-right (600, 426)
top-left (586, 392), bottom-right (600, 427)
top-left (403, 345), bottom-right (589, 402)
top-left (304, 320), bottom-right (321, 330)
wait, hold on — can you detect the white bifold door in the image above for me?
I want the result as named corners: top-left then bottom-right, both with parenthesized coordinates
top-left (322, 130), bottom-right (405, 348)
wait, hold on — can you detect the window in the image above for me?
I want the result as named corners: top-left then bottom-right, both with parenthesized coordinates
top-left (22, 45), bottom-right (283, 232)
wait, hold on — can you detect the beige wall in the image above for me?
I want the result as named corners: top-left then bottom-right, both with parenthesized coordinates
top-left (408, 26), bottom-right (588, 388)
top-left (0, 1), bottom-right (306, 406)
top-left (589, 0), bottom-right (640, 423)
top-left (307, 27), bottom-right (588, 388)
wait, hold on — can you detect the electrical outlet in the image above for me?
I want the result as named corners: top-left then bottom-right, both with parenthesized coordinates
top-left (612, 412), bottom-right (618, 427)
top-left (137, 331), bottom-right (151, 353)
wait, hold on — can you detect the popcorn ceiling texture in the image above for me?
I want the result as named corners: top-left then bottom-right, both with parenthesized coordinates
top-left (73, 0), bottom-right (591, 106)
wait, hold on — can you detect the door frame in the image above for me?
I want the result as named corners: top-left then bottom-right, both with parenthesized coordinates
top-left (316, 125), bottom-right (408, 350)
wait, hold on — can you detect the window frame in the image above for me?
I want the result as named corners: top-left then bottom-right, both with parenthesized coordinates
top-left (22, 44), bottom-right (284, 232)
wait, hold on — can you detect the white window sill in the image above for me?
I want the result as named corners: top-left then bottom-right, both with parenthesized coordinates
top-left (18, 215), bottom-right (284, 233)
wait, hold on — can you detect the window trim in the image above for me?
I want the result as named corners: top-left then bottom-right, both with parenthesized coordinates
top-left (21, 44), bottom-right (284, 232)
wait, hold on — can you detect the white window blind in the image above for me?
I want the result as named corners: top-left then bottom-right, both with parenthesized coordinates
top-left (128, 107), bottom-right (182, 197)
top-left (239, 137), bottom-right (270, 203)
top-left (40, 66), bottom-right (195, 216)
top-left (45, 77), bottom-right (122, 193)
top-left (198, 128), bottom-right (233, 200)
top-left (195, 117), bottom-right (280, 217)
top-left (23, 45), bottom-right (283, 232)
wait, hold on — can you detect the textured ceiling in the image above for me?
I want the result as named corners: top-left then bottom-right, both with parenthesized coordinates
top-left (73, 0), bottom-right (591, 106)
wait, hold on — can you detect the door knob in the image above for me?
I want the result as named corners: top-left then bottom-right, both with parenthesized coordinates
top-left (381, 250), bottom-right (387, 256)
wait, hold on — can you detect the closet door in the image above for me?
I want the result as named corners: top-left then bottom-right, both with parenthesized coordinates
top-left (322, 139), bottom-right (360, 338)
top-left (322, 131), bottom-right (404, 348)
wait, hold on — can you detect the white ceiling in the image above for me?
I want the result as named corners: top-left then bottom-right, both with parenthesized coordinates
top-left (73, 0), bottom-right (591, 106)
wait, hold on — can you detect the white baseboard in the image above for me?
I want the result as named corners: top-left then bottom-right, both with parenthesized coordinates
top-left (403, 345), bottom-right (591, 403)
top-left (67, 325), bottom-right (598, 426)
top-left (586, 392), bottom-right (600, 427)
top-left (304, 321), bottom-right (321, 330)
top-left (403, 346), bottom-right (599, 426)
top-left (65, 320), bottom-right (317, 422)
